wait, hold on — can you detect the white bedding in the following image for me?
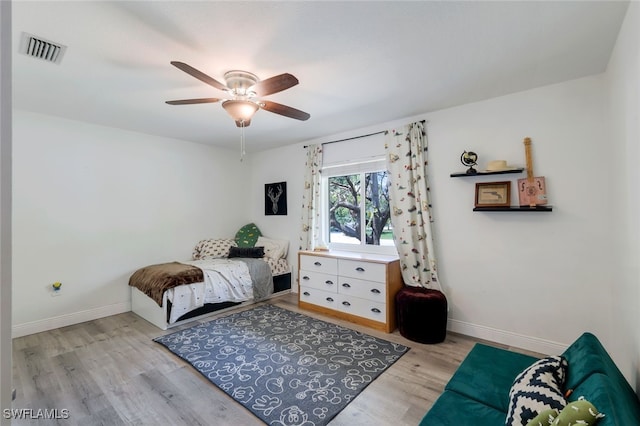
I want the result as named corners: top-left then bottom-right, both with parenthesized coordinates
top-left (167, 259), bottom-right (253, 323)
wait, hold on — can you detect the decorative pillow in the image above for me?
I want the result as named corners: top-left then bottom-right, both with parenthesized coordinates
top-left (526, 397), bottom-right (604, 426)
top-left (551, 397), bottom-right (604, 426)
top-left (228, 246), bottom-right (265, 258)
top-left (192, 238), bottom-right (237, 260)
top-left (526, 409), bottom-right (559, 426)
top-left (256, 236), bottom-right (289, 259)
top-left (505, 356), bottom-right (568, 426)
top-left (235, 223), bottom-right (262, 248)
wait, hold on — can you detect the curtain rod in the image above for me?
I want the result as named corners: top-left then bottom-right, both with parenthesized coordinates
top-left (302, 120), bottom-right (426, 148)
top-left (303, 130), bottom-right (387, 149)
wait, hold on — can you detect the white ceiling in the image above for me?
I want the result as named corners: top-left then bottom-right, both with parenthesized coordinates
top-left (12, 1), bottom-right (629, 152)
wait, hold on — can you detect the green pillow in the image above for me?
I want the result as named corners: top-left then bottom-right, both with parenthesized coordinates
top-left (235, 223), bottom-right (262, 247)
top-left (525, 397), bottom-right (604, 426)
top-left (552, 397), bottom-right (604, 425)
top-left (526, 409), bottom-right (559, 426)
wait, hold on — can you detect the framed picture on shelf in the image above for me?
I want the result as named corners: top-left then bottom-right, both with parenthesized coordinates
top-left (475, 181), bottom-right (511, 208)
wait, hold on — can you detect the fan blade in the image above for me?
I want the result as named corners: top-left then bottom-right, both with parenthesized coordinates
top-left (166, 98), bottom-right (222, 105)
top-left (170, 61), bottom-right (228, 92)
top-left (252, 73), bottom-right (299, 96)
top-left (260, 101), bottom-right (310, 121)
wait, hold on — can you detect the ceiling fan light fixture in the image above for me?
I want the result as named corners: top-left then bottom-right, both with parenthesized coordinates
top-left (224, 70), bottom-right (258, 96)
top-left (222, 99), bottom-right (259, 125)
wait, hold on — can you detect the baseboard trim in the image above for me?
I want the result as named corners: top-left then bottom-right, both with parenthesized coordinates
top-left (12, 302), bottom-right (131, 338)
top-left (448, 318), bottom-right (568, 355)
top-left (11, 301), bottom-right (567, 354)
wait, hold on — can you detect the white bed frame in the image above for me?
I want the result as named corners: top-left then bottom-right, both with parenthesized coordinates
top-left (131, 284), bottom-right (291, 331)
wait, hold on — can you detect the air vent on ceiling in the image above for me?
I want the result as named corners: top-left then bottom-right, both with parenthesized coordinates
top-left (19, 32), bottom-right (67, 64)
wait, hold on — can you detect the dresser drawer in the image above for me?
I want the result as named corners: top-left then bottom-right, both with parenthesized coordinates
top-left (334, 295), bottom-right (386, 324)
top-left (299, 270), bottom-right (338, 293)
top-left (299, 286), bottom-right (340, 310)
top-left (300, 255), bottom-right (338, 275)
top-left (338, 259), bottom-right (386, 282)
top-left (338, 277), bottom-right (386, 303)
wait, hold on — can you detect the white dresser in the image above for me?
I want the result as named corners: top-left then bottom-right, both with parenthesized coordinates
top-left (298, 250), bottom-right (403, 333)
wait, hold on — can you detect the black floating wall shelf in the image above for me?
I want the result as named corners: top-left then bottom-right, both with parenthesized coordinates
top-left (450, 168), bottom-right (524, 178)
top-left (473, 206), bottom-right (553, 212)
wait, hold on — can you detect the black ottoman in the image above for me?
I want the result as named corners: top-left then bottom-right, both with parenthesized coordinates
top-left (395, 285), bottom-right (447, 344)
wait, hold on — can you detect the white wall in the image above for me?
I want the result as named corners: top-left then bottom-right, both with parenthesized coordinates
top-left (252, 74), bottom-right (613, 357)
top-left (248, 143), bottom-right (308, 283)
top-left (12, 111), bottom-right (251, 336)
top-left (0, 0), bottom-right (12, 419)
top-left (430, 77), bottom-right (610, 353)
top-left (604, 1), bottom-right (640, 389)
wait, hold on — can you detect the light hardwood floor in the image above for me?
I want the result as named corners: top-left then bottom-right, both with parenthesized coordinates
top-left (11, 293), bottom-right (539, 425)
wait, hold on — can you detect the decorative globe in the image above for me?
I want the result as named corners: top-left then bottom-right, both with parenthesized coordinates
top-left (460, 151), bottom-right (478, 174)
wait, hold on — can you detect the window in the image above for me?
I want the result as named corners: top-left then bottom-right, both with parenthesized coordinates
top-left (322, 159), bottom-right (395, 254)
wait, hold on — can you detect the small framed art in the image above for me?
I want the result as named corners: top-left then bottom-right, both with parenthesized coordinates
top-left (265, 181), bottom-right (287, 215)
top-left (474, 181), bottom-right (511, 208)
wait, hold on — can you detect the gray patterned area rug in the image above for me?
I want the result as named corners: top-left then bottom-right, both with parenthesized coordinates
top-left (154, 304), bottom-right (409, 425)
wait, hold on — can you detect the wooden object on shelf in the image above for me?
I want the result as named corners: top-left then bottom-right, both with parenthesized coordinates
top-left (517, 137), bottom-right (547, 207)
top-left (450, 168), bottom-right (523, 177)
top-left (297, 250), bottom-right (403, 333)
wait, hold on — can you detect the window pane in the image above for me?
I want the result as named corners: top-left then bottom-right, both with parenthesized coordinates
top-left (365, 171), bottom-right (393, 246)
top-left (328, 174), bottom-right (361, 244)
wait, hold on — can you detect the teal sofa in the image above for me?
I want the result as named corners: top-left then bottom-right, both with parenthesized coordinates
top-left (420, 332), bottom-right (640, 425)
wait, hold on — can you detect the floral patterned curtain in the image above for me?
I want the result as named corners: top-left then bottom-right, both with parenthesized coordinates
top-left (385, 122), bottom-right (441, 289)
top-left (298, 144), bottom-right (324, 251)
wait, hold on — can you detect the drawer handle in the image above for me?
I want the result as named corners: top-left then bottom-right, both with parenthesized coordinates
top-left (355, 267), bottom-right (365, 272)
top-left (342, 283), bottom-right (351, 288)
top-left (302, 276), bottom-right (310, 280)
top-left (314, 261), bottom-right (322, 266)
top-left (325, 280), bottom-right (334, 285)
top-left (370, 288), bottom-right (381, 294)
top-left (342, 301), bottom-right (351, 307)
top-left (303, 292), bottom-right (310, 296)
top-left (326, 297), bottom-right (334, 302)
top-left (371, 308), bottom-right (381, 314)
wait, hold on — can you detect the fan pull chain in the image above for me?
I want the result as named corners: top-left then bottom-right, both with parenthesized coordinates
top-left (240, 121), bottom-right (246, 161)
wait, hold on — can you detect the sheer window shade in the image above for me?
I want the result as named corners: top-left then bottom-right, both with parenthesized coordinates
top-left (321, 133), bottom-right (386, 168)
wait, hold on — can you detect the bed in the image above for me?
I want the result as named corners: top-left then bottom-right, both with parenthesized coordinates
top-left (129, 236), bottom-right (291, 330)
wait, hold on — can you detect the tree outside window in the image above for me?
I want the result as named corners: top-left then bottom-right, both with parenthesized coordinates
top-left (328, 171), bottom-right (392, 246)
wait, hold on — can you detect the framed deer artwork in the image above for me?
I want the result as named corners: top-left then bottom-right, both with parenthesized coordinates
top-left (265, 182), bottom-right (287, 216)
